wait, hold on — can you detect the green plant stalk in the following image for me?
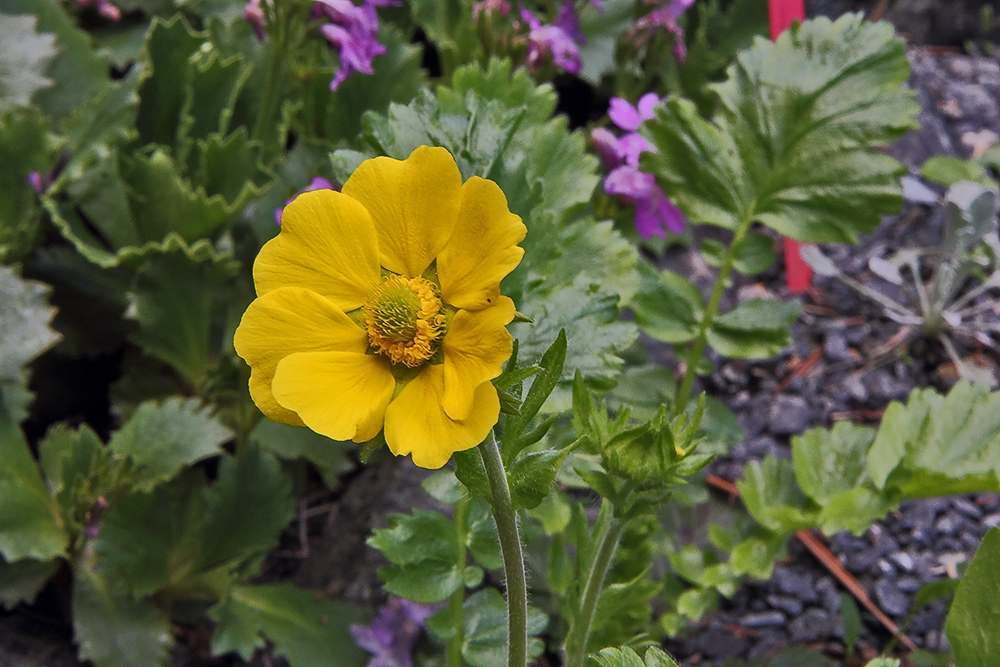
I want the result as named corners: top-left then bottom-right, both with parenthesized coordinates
top-left (563, 500), bottom-right (629, 667)
top-left (446, 494), bottom-right (470, 667)
top-left (251, 7), bottom-right (290, 144)
top-left (673, 208), bottom-right (756, 415)
top-left (479, 432), bottom-right (527, 667)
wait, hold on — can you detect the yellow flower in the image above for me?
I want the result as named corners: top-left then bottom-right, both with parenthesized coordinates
top-left (234, 146), bottom-right (527, 469)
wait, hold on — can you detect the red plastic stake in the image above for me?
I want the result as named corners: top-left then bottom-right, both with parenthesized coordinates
top-left (768, 0), bottom-right (812, 294)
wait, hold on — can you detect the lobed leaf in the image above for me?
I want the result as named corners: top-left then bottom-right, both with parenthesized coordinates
top-left (945, 528), bottom-right (1000, 666)
top-left (644, 13), bottom-right (917, 243)
top-left (210, 584), bottom-right (367, 667)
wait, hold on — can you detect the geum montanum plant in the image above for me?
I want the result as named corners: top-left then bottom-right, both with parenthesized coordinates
top-left (235, 145), bottom-right (538, 665)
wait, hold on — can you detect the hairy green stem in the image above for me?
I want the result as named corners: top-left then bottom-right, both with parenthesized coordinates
top-left (479, 432), bottom-right (527, 667)
top-left (673, 208), bottom-right (757, 414)
top-left (446, 494), bottom-right (470, 667)
top-left (564, 500), bottom-right (629, 667)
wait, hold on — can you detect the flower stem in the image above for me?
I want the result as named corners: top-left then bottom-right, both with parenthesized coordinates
top-left (446, 494), bottom-right (470, 667)
top-left (479, 432), bottom-right (527, 667)
top-left (563, 500), bottom-right (629, 667)
top-left (673, 207), bottom-right (757, 415)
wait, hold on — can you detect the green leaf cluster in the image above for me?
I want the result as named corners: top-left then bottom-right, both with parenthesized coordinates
top-left (644, 12), bottom-right (917, 243)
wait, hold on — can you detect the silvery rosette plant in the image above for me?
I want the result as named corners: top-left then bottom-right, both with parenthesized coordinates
top-left (3, 0), bottom-right (1000, 666)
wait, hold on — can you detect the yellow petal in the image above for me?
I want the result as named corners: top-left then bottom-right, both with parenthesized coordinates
top-left (254, 190), bottom-right (381, 311)
top-left (438, 177), bottom-right (526, 310)
top-left (384, 364), bottom-right (499, 469)
top-left (234, 287), bottom-right (369, 426)
top-left (441, 297), bottom-right (515, 420)
top-left (272, 351), bottom-right (395, 442)
top-left (341, 146), bottom-right (463, 277)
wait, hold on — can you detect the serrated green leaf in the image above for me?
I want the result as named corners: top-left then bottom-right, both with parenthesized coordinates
top-left (0, 265), bottom-right (61, 383)
top-left (732, 232), bottom-right (778, 275)
top-left (74, 548), bottom-right (173, 667)
top-left (0, 13), bottom-right (57, 111)
top-left (0, 389), bottom-right (66, 562)
top-left (1, 0), bottom-right (111, 120)
top-left (108, 397), bottom-right (233, 490)
top-left (508, 446), bottom-right (572, 510)
top-left (593, 646), bottom-right (681, 667)
top-left (454, 447), bottom-right (491, 498)
top-left (368, 508), bottom-right (459, 566)
top-left (644, 13), bottom-right (916, 243)
top-left (127, 248), bottom-right (242, 382)
top-left (459, 588), bottom-right (547, 667)
top-left (198, 448), bottom-right (294, 570)
top-left (210, 583), bottom-right (366, 667)
top-left (867, 382), bottom-right (1000, 497)
top-left (37, 422), bottom-right (113, 536)
top-left (631, 267), bottom-right (704, 344)
top-left (135, 16), bottom-right (203, 147)
top-left (378, 559), bottom-right (463, 603)
top-left (947, 528), bottom-right (1000, 667)
top-left (0, 110), bottom-right (51, 261)
top-left (0, 555), bottom-right (58, 610)
top-left (707, 298), bottom-right (800, 358)
top-left (737, 456), bottom-right (818, 534)
top-left (792, 421), bottom-right (876, 504)
top-left (730, 535), bottom-right (783, 579)
top-left (920, 155), bottom-right (988, 188)
top-left (466, 496), bottom-right (502, 570)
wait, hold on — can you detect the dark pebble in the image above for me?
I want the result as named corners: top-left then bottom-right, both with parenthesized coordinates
top-left (890, 551), bottom-right (915, 572)
top-left (686, 626), bottom-right (748, 660)
top-left (767, 595), bottom-right (803, 617)
top-left (897, 576), bottom-right (922, 594)
top-left (952, 497), bottom-right (984, 520)
top-left (742, 611), bottom-right (786, 628)
top-left (788, 608), bottom-right (832, 643)
top-left (934, 513), bottom-right (963, 537)
top-left (845, 548), bottom-right (878, 574)
top-left (773, 567), bottom-right (818, 604)
top-left (768, 395), bottom-right (812, 436)
top-left (823, 330), bottom-right (853, 363)
top-left (815, 577), bottom-right (841, 614)
top-left (875, 577), bottom-right (910, 618)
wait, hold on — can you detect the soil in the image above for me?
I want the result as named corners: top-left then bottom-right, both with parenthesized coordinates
top-left (5, 4), bottom-right (1000, 666)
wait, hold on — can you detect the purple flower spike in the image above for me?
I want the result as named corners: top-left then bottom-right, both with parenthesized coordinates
top-left (313, 0), bottom-right (397, 91)
top-left (519, 4), bottom-right (582, 75)
top-left (28, 172), bottom-right (46, 195)
top-left (350, 597), bottom-right (438, 667)
top-left (275, 176), bottom-right (336, 225)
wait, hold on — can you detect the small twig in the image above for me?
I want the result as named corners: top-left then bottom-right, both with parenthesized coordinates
top-left (774, 347), bottom-right (824, 394)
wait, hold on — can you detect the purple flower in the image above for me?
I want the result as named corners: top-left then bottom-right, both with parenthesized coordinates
top-left (275, 176), bottom-right (336, 225)
top-left (633, 0), bottom-right (697, 62)
top-left (604, 166), bottom-right (685, 238)
top-left (519, 2), bottom-right (582, 74)
top-left (314, 0), bottom-right (398, 91)
top-left (244, 0), bottom-right (267, 41)
top-left (594, 93), bottom-right (686, 238)
top-left (349, 597), bottom-right (437, 667)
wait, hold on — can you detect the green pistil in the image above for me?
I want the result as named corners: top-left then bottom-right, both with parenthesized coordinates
top-left (372, 284), bottom-right (421, 342)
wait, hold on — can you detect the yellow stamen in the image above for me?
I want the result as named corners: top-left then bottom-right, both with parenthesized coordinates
top-left (364, 275), bottom-right (445, 367)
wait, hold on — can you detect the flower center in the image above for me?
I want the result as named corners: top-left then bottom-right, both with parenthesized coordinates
top-left (364, 275), bottom-right (445, 367)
